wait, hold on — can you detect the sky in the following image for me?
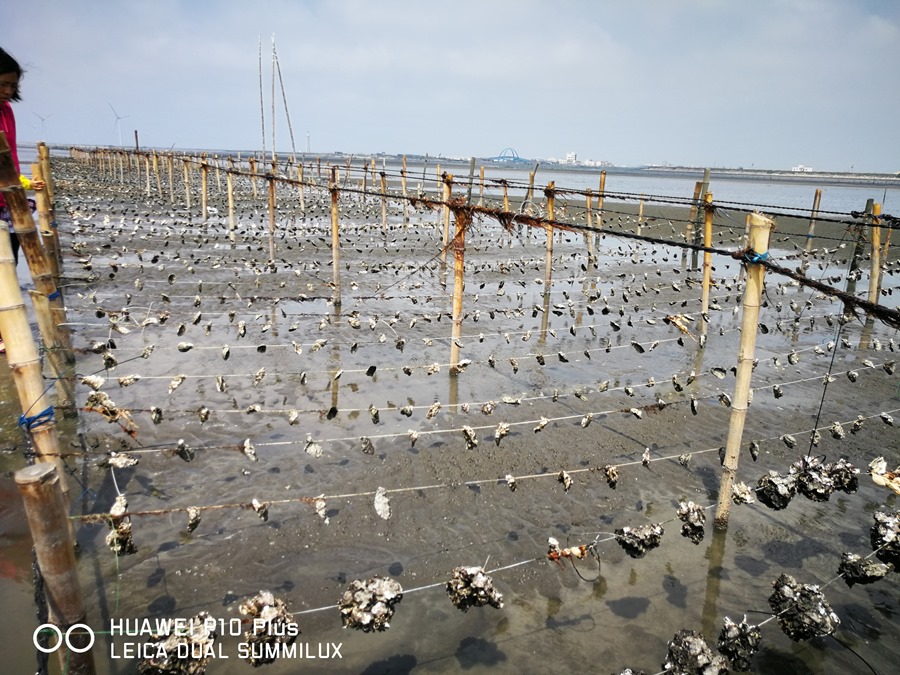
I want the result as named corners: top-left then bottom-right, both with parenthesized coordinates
top-left (5, 0), bottom-right (900, 172)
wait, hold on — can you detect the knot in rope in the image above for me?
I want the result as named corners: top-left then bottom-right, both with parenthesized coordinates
top-left (19, 406), bottom-right (55, 431)
top-left (743, 249), bottom-right (769, 264)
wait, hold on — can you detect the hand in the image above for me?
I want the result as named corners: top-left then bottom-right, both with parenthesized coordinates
top-left (32, 179), bottom-right (46, 191)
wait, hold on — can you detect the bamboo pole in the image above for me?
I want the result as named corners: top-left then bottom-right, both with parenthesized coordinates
top-left (0, 134), bottom-right (67, 486)
top-left (143, 153), bottom-right (151, 196)
top-left (868, 203), bottom-right (881, 306)
top-left (380, 171), bottom-right (388, 231)
top-left (585, 188), bottom-right (596, 267)
top-left (249, 157), bottom-right (259, 199)
top-left (714, 211), bottom-right (775, 529)
top-left (699, 192), bottom-right (714, 339)
top-left (37, 144), bottom-right (62, 263)
top-left (267, 174), bottom-right (277, 263)
top-left (330, 167), bottom-right (342, 308)
top-left (167, 153), bottom-right (175, 204)
top-left (595, 170), bottom-right (606, 253)
top-left (226, 159), bottom-right (236, 245)
top-left (684, 180), bottom-right (702, 268)
top-left (31, 162), bottom-right (61, 283)
top-left (502, 180), bottom-right (510, 213)
top-left (297, 164), bottom-right (306, 212)
top-left (526, 163), bottom-right (538, 203)
top-left (400, 156), bottom-right (409, 226)
top-left (201, 157), bottom-right (209, 226)
top-left (152, 152), bottom-right (162, 198)
top-left (449, 205), bottom-right (470, 372)
top-left (30, 290), bottom-right (75, 411)
top-left (545, 181), bottom-right (556, 289)
top-left (17, 463), bottom-right (96, 675)
top-left (801, 188), bottom-right (822, 275)
top-left (440, 173), bottom-right (453, 275)
top-left (214, 154), bottom-right (222, 194)
top-left (182, 159), bottom-right (191, 212)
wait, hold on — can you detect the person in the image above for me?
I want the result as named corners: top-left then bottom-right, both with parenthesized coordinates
top-left (0, 47), bottom-right (45, 353)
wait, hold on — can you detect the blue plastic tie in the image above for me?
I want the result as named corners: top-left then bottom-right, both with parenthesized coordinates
top-left (19, 406), bottom-right (55, 431)
top-left (743, 250), bottom-right (769, 264)
top-left (48, 289), bottom-right (61, 300)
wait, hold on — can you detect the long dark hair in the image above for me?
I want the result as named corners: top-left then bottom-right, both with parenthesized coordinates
top-left (0, 48), bottom-right (23, 101)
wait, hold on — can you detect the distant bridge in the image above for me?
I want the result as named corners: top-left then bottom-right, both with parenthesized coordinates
top-left (485, 148), bottom-right (531, 164)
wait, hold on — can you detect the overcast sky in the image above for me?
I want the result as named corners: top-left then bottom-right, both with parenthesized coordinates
top-left (5, 1), bottom-right (899, 172)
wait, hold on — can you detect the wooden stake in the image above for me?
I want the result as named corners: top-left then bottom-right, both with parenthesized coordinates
top-left (714, 211), bottom-right (775, 529)
top-left (167, 153), bottom-right (175, 204)
top-left (182, 159), bottom-right (191, 212)
top-left (152, 152), bottom-right (162, 198)
top-left (17, 463), bottom-right (96, 675)
top-left (143, 153), bottom-right (151, 196)
top-left (440, 173), bottom-right (453, 275)
top-left (400, 156), bottom-right (409, 226)
top-left (200, 157), bottom-right (209, 226)
top-left (449, 206), bottom-right (470, 372)
top-left (380, 171), bottom-right (388, 231)
top-left (502, 180), bottom-right (510, 213)
top-left (226, 158), bottom-right (236, 244)
top-left (868, 203), bottom-right (881, 306)
top-left (478, 165), bottom-right (485, 207)
top-left (585, 188), bottom-right (596, 266)
top-left (700, 192), bottom-right (714, 338)
top-left (545, 181), bottom-right (556, 289)
top-left (330, 167), bottom-right (342, 308)
top-left (801, 188), bottom-right (822, 274)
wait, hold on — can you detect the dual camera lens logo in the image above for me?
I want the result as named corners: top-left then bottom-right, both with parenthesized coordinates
top-left (33, 623), bottom-right (95, 654)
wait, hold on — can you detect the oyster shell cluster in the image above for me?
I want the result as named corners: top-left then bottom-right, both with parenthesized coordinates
top-left (676, 501), bottom-right (707, 545)
top-left (106, 494), bottom-right (136, 555)
top-left (662, 629), bottom-right (728, 674)
top-left (717, 616), bottom-right (762, 672)
top-left (239, 591), bottom-right (298, 666)
top-left (837, 552), bottom-right (892, 588)
top-left (137, 611), bottom-right (217, 675)
top-left (615, 523), bottom-right (664, 559)
top-left (338, 576), bottom-right (403, 632)
top-left (755, 470), bottom-right (796, 510)
top-left (445, 566), bottom-right (504, 612)
top-left (768, 573), bottom-right (840, 641)
top-left (870, 509), bottom-right (900, 568)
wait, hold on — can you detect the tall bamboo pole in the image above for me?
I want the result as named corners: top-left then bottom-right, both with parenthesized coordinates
top-left (152, 152), bottom-right (162, 198)
top-left (37, 143), bottom-right (62, 262)
top-left (249, 157), bottom-right (259, 199)
top-left (226, 158), bottom-right (236, 245)
top-left (502, 180), bottom-right (509, 213)
top-left (214, 154), bottom-right (222, 194)
top-left (380, 171), bottom-right (388, 231)
top-left (868, 203), bottom-right (882, 306)
top-left (595, 170), bottom-right (606, 253)
top-left (478, 165), bottom-right (485, 207)
top-left (330, 167), bottom-right (342, 308)
top-left (31, 161), bottom-right (60, 283)
top-left (17, 463), bottom-right (96, 675)
top-left (400, 156), bottom-right (409, 226)
top-left (167, 153), bottom-right (175, 203)
top-left (0, 134), bottom-right (67, 485)
top-left (201, 157), bottom-right (209, 226)
top-left (182, 159), bottom-right (191, 212)
top-left (267, 174), bottom-right (277, 263)
top-left (143, 153), bottom-right (151, 196)
top-left (714, 211), bottom-right (775, 529)
top-left (801, 188), bottom-right (822, 275)
top-left (449, 205), bottom-right (470, 372)
top-left (545, 181), bottom-right (556, 289)
top-left (440, 173), bottom-right (453, 275)
top-left (699, 192), bottom-right (713, 339)
top-left (297, 163), bottom-right (306, 212)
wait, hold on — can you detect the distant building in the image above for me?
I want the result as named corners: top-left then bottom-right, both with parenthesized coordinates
top-left (565, 152), bottom-right (577, 164)
top-left (791, 164), bottom-right (814, 172)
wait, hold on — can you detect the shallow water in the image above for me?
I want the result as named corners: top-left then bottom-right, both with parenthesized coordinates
top-left (1, 157), bottom-right (898, 674)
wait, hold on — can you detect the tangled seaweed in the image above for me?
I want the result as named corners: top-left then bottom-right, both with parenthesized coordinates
top-left (768, 573), bottom-right (840, 641)
top-left (239, 591), bottom-right (298, 666)
top-left (338, 576), bottom-right (403, 632)
top-left (662, 629), bottom-right (728, 674)
top-left (615, 524), bottom-right (664, 559)
top-left (137, 611), bottom-right (217, 675)
top-left (446, 566), bottom-right (504, 612)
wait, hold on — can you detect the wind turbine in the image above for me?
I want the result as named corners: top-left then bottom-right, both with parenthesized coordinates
top-left (32, 111), bottom-right (53, 140)
top-left (108, 103), bottom-right (129, 147)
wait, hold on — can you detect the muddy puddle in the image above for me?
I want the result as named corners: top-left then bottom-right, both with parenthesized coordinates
top-left (1, 156), bottom-right (898, 674)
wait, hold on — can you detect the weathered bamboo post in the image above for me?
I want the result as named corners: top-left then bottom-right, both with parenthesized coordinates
top-left (297, 163), bottom-right (306, 212)
top-left (545, 181), bottom-right (556, 289)
top-left (464, 157), bottom-right (476, 204)
top-left (449, 204), bottom-right (470, 372)
top-left (152, 152), bottom-right (162, 198)
top-left (502, 179), bottom-right (510, 213)
top-left (595, 170), bottom-right (606, 252)
top-left (37, 144), bottom-right (62, 261)
top-left (31, 161), bottom-right (60, 283)
top-left (200, 156), bottom-right (209, 226)
top-left (692, 169), bottom-right (711, 269)
top-left (249, 156), bottom-right (259, 199)
top-left (737, 213), bottom-right (752, 284)
top-left (699, 192), bottom-right (714, 340)
top-left (267, 172), bottom-right (277, 263)
top-left (0, 134), bottom-right (68, 485)
top-left (214, 154), bottom-right (222, 194)
top-left (167, 153), bottom-right (175, 204)
top-left (714, 211), bottom-right (775, 529)
top-left (800, 188), bottom-right (822, 274)
top-left (526, 163), bottom-right (538, 203)
top-left (868, 203), bottom-right (882, 306)
top-left (181, 158), bottom-right (191, 213)
top-left (226, 158), bottom-right (236, 245)
top-left (440, 173), bottom-right (453, 279)
top-left (143, 153), bottom-right (151, 196)
top-left (478, 165), bottom-right (485, 207)
top-left (585, 188), bottom-right (596, 266)
top-left (17, 463), bottom-right (96, 675)
top-left (380, 170), bottom-right (388, 231)
top-left (637, 194), bottom-right (644, 235)
top-left (846, 200), bottom-right (872, 299)
top-left (400, 155), bottom-right (409, 226)
top-left (330, 167), bottom-right (342, 308)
